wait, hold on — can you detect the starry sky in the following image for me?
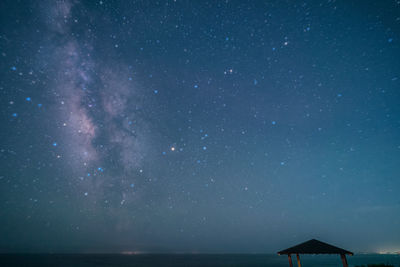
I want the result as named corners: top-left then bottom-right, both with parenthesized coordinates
top-left (1, 0), bottom-right (400, 254)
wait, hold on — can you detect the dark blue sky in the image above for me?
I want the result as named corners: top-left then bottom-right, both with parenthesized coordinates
top-left (0, 0), bottom-right (399, 253)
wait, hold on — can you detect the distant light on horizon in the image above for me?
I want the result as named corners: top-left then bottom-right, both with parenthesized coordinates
top-left (120, 251), bottom-right (146, 255)
top-left (377, 248), bottom-right (400, 255)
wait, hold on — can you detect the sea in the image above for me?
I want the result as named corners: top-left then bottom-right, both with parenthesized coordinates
top-left (0, 253), bottom-right (399, 267)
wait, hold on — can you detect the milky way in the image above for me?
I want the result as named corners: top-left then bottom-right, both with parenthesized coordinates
top-left (40, 0), bottom-right (152, 209)
top-left (1, 0), bottom-right (400, 253)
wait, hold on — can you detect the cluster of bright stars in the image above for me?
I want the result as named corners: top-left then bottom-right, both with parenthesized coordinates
top-left (9, 95), bottom-right (43, 118)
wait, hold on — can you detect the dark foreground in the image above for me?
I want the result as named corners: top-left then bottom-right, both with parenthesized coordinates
top-left (0, 253), bottom-right (399, 267)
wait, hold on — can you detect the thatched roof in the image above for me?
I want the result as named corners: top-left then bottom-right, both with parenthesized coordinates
top-left (277, 239), bottom-right (353, 255)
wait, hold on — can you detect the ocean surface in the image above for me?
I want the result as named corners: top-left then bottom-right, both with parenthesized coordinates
top-left (0, 253), bottom-right (399, 267)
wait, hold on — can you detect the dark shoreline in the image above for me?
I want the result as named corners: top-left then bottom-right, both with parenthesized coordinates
top-left (0, 253), bottom-right (399, 267)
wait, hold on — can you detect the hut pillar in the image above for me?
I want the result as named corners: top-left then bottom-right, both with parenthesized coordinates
top-left (296, 253), bottom-right (302, 267)
top-left (340, 254), bottom-right (349, 267)
top-left (288, 254), bottom-right (293, 267)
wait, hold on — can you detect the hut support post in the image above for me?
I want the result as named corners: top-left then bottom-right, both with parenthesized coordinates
top-left (296, 253), bottom-right (302, 267)
top-left (288, 254), bottom-right (293, 267)
top-left (340, 254), bottom-right (348, 267)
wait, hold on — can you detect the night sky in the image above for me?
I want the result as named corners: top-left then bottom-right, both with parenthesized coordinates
top-left (1, 0), bottom-right (400, 254)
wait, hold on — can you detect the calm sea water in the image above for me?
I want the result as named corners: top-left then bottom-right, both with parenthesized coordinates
top-left (0, 254), bottom-right (399, 267)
